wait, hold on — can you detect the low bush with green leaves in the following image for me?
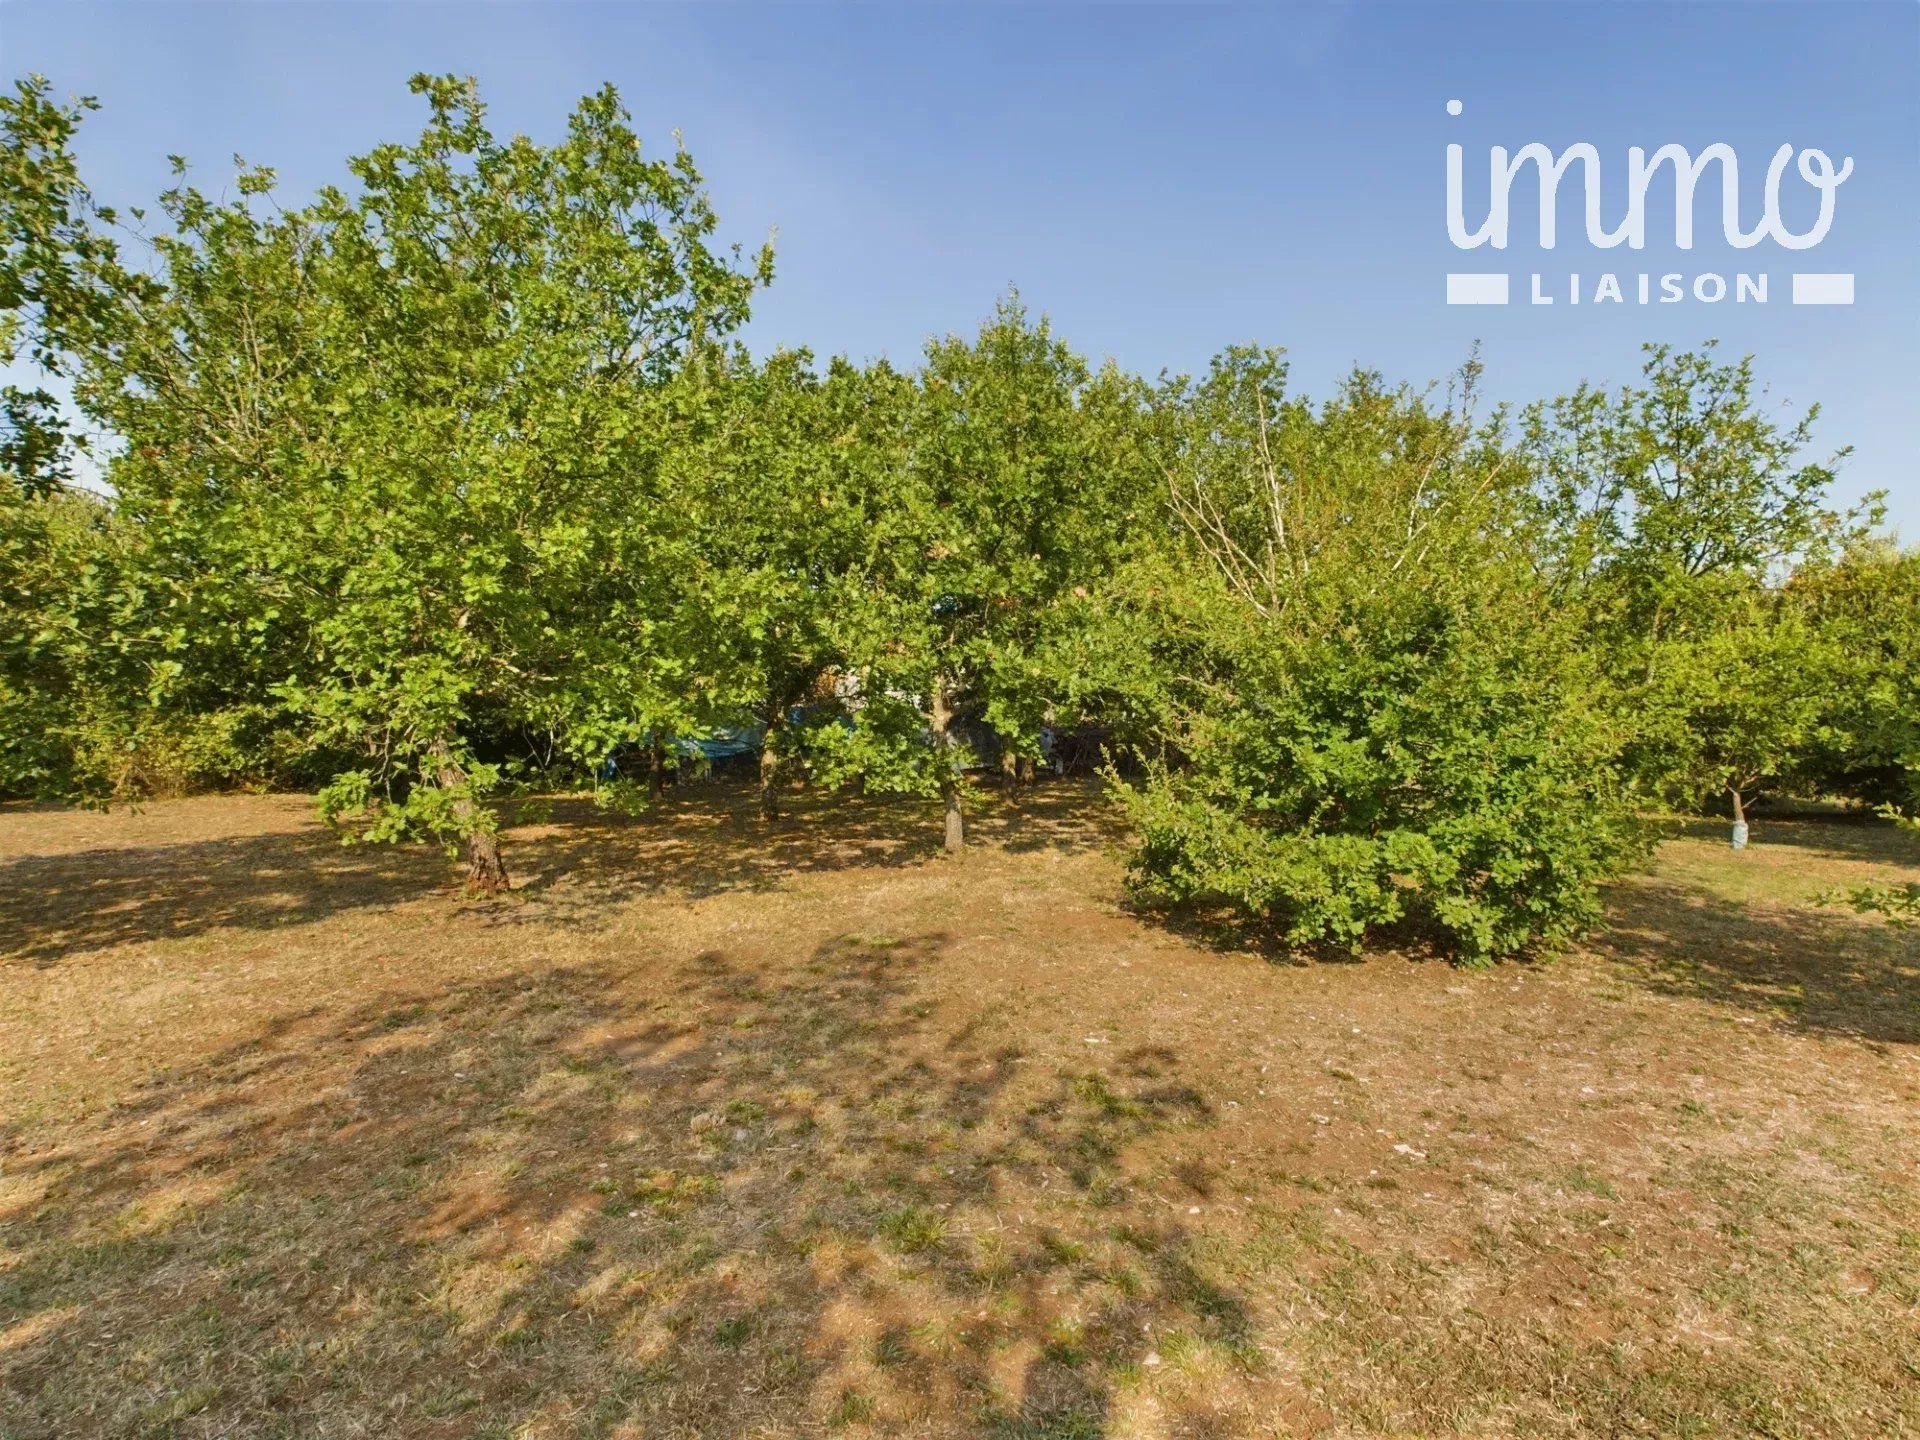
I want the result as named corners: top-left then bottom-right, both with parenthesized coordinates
top-left (1119, 578), bottom-right (1640, 964)
top-left (1105, 357), bottom-right (1644, 963)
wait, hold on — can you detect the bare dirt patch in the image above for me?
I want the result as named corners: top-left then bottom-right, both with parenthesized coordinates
top-left (3, 786), bottom-right (1918, 1438)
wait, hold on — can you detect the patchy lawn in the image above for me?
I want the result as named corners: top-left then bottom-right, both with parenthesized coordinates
top-left (2, 784), bottom-right (1918, 1439)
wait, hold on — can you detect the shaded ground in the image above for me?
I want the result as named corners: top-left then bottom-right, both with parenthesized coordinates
top-left (3, 785), bottom-right (1918, 1438)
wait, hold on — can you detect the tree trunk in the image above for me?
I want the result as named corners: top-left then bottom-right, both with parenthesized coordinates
top-left (429, 738), bottom-right (509, 894)
top-left (1728, 785), bottom-right (1751, 850)
top-left (464, 828), bottom-right (509, 892)
top-left (648, 740), bottom-right (666, 800)
top-left (943, 782), bottom-right (965, 852)
top-left (759, 711), bottom-right (784, 822)
top-left (931, 674), bottom-right (965, 853)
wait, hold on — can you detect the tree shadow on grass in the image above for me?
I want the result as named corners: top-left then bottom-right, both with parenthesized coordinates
top-left (1, 929), bottom-right (1247, 1438)
top-left (0, 825), bottom-right (451, 968)
top-left (505, 778), bottom-right (1121, 916)
top-left (1594, 877), bottom-right (1920, 1048)
top-left (0, 780), bottom-right (1117, 968)
top-left (1652, 810), bottom-right (1920, 868)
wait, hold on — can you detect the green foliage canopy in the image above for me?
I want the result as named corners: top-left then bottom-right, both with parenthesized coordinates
top-left (1109, 359), bottom-right (1641, 963)
top-left (3, 71), bottom-right (1911, 962)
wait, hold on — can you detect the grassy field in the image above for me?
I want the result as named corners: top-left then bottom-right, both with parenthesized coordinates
top-left (3, 782), bottom-right (1918, 1439)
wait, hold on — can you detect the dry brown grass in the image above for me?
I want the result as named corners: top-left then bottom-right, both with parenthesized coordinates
top-left (3, 783), bottom-right (1918, 1439)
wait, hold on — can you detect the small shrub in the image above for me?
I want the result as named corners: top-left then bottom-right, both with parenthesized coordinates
top-left (828, 1388), bottom-right (875, 1427)
top-left (1121, 583), bottom-right (1642, 964)
top-left (875, 1205), bottom-right (945, 1255)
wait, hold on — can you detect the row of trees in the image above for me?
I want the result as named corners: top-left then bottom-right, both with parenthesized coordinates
top-left (3, 74), bottom-right (1914, 959)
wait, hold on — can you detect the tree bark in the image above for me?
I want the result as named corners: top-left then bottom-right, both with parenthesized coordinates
top-left (648, 740), bottom-right (666, 800)
top-left (429, 738), bottom-right (509, 894)
top-left (1728, 784), bottom-right (1752, 850)
top-left (464, 828), bottom-right (509, 892)
top-left (931, 674), bottom-right (965, 852)
top-left (759, 710), bottom-right (784, 822)
top-left (943, 781), bottom-right (965, 852)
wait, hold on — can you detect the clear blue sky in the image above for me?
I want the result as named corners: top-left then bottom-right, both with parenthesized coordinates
top-left (5, 1), bottom-right (1916, 530)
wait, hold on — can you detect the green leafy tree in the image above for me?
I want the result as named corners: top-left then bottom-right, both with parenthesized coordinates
top-left (1635, 592), bottom-right (1834, 837)
top-left (852, 295), bottom-right (1153, 850)
top-left (1789, 542), bottom-right (1920, 813)
top-left (0, 401), bottom-right (119, 797)
top-left (1796, 546), bottom-right (1920, 918)
top-left (0, 386), bottom-right (75, 496)
top-left (1114, 357), bottom-right (1639, 963)
top-left (0, 81), bottom-right (150, 799)
top-left (672, 348), bottom-right (916, 820)
top-left (6, 74), bottom-right (771, 886)
top-left (0, 78), bottom-right (132, 375)
top-left (294, 77), bottom-right (768, 886)
top-left (1523, 342), bottom-right (1868, 819)
top-left (1524, 341), bottom-right (1862, 649)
